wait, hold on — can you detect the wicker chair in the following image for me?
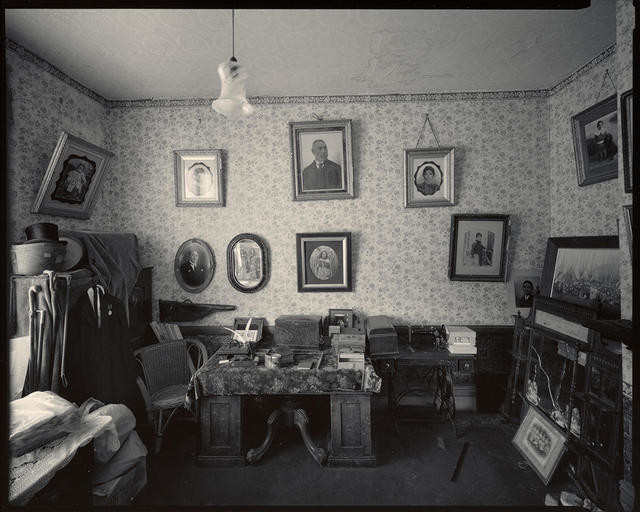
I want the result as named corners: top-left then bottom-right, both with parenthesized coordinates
top-left (134, 339), bottom-right (208, 454)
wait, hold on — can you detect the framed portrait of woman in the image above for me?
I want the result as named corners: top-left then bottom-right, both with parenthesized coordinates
top-left (296, 232), bottom-right (352, 292)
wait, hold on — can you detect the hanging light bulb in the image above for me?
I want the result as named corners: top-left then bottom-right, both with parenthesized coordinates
top-left (212, 9), bottom-right (254, 118)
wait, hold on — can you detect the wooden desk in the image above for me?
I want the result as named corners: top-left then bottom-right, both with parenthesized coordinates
top-left (193, 350), bottom-right (381, 467)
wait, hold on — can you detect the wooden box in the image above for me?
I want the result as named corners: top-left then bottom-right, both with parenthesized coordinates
top-left (337, 350), bottom-right (365, 371)
top-left (365, 315), bottom-right (399, 358)
top-left (275, 315), bottom-right (322, 347)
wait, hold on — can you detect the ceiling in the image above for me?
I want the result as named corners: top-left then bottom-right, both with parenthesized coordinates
top-left (4, 5), bottom-right (616, 101)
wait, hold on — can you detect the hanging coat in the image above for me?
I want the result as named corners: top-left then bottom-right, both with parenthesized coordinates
top-left (62, 285), bottom-right (141, 415)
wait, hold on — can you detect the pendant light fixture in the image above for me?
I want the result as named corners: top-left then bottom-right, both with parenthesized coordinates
top-left (212, 9), bottom-right (254, 118)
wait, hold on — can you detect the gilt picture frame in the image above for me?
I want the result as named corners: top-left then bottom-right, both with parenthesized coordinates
top-left (571, 94), bottom-right (619, 187)
top-left (404, 147), bottom-right (455, 207)
top-left (226, 233), bottom-right (270, 293)
top-left (290, 119), bottom-right (354, 201)
top-left (512, 405), bottom-right (568, 485)
top-left (296, 232), bottom-right (352, 292)
top-left (32, 131), bottom-right (114, 219)
top-left (174, 149), bottom-right (224, 206)
top-left (621, 89), bottom-right (633, 193)
top-left (448, 214), bottom-right (510, 282)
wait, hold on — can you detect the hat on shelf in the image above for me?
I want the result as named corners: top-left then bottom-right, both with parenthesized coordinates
top-left (24, 223), bottom-right (67, 245)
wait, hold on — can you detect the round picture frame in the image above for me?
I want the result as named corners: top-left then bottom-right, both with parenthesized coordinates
top-left (226, 233), bottom-right (270, 293)
top-left (174, 238), bottom-right (215, 293)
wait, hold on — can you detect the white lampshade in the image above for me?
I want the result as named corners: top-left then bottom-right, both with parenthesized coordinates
top-left (211, 57), bottom-right (254, 119)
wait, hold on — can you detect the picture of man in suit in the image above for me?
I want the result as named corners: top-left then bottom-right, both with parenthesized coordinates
top-left (180, 248), bottom-right (205, 287)
top-left (518, 280), bottom-right (536, 307)
top-left (302, 139), bottom-right (342, 191)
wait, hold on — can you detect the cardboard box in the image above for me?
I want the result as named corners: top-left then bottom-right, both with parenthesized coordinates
top-left (447, 344), bottom-right (477, 355)
top-left (92, 457), bottom-right (147, 506)
top-left (445, 325), bottom-right (476, 345)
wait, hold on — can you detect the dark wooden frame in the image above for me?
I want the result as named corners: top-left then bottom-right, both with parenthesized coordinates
top-left (448, 214), bottom-right (510, 282)
top-left (620, 89), bottom-right (633, 193)
top-left (571, 94), bottom-right (619, 186)
top-left (32, 131), bottom-right (114, 219)
top-left (328, 308), bottom-right (354, 328)
top-left (226, 233), bottom-right (269, 293)
top-left (174, 238), bottom-right (215, 294)
top-left (290, 119), bottom-right (354, 201)
top-left (296, 232), bottom-right (352, 292)
top-left (540, 236), bottom-right (620, 317)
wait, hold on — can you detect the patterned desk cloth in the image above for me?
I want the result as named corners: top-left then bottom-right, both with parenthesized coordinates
top-left (185, 349), bottom-right (381, 408)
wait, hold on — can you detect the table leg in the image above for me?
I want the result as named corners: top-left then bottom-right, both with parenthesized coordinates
top-left (436, 366), bottom-right (457, 437)
top-left (293, 408), bottom-right (327, 466)
top-left (246, 409), bottom-right (284, 464)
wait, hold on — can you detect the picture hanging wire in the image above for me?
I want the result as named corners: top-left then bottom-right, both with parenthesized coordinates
top-left (595, 68), bottom-right (616, 102)
top-left (415, 113), bottom-right (441, 149)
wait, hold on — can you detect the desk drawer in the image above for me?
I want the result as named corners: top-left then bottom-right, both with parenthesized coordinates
top-left (458, 359), bottom-right (475, 373)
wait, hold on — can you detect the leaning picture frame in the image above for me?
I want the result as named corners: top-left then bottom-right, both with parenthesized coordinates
top-left (296, 232), bottom-right (352, 292)
top-left (540, 236), bottom-right (620, 318)
top-left (404, 147), bottom-right (455, 207)
top-left (328, 309), bottom-right (354, 328)
top-left (174, 149), bottom-right (224, 206)
top-left (448, 214), bottom-right (510, 282)
top-left (512, 404), bottom-right (568, 485)
top-left (290, 119), bottom-right (354, 201)
top-left (571, 94), bottom-right (619, 186)
top-left (507, 269), bottom-right (542, 319)
top-left (32, 131), bottom-right (114, 219)
top-left (620, 89), bottom-right (633, 193)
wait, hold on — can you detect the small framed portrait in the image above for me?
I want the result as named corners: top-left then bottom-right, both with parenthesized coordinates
top-left (507, 269), bottom-right (542, 319)
top-left (620, 89), bottom-right (633, 193)
top-left (404, 147), bottom-right (455, 207)
top-left (540, 236), bottom-right (620, 317)
top-left (32, 131), bottom-right (114, 219)
top-left (448, 214), bottom-right (510, 282)
top-left (328, 309), bottom-right (354, 328)
top-left (290, 119), bottom-right (354, 201)
top-left (512, 405), bottom-right (568, 485)
top-left (623, 205), bottom-right (632, 258)
top-left (571, 94), bottom-right (619, 186)
top-left (296, 232), bottom-right (352, 292)
top-left (226, 233), bottom-right (270, 293)
top-left (174, 238), bottom-right (215, 293)
top-left (174, 149), bottom-right (224, 206)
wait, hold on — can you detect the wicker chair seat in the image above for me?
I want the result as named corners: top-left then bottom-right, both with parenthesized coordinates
top-left (150, 384), bottom-right (189, 410)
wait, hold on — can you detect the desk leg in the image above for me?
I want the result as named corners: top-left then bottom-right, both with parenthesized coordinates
top-left (328, 393), bottom-right (376, 467)
top-left (197, 395), bottom-right (245, 467)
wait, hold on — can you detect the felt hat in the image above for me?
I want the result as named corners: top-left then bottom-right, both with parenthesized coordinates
top-left (24, 223), bottom-right (67, 245)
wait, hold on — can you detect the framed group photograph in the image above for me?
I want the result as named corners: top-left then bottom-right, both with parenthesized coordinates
top-left (540, 236), bottom-right (620, 317)
top-left (290, 119), bottom-right (354, 201)
top-left (512, 405), bottom-right (568, 485)
top-left (448, 214), bottom-right (510, 282)
top-left (32, 131), bottom-right (114, 219)
top-left (174, 149), bottom-right (224, 206)
top-left (620, 89), bottom-right (633, 193)
top-left (226, 233), bottom-right (270, 293)
top-left (404, 147), bottom-right (455, 207)
top-left (174, 238), bottom-right (216, 293)
top-left (296, 232), bottom-right (352, 292)
top-left (507, 269), bottom-right (542, 319)
top-left (571, 94), bottom-right (619, 186)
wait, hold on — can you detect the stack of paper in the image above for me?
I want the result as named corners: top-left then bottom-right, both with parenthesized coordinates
top-left (149, 321), bottom-right (183, 343)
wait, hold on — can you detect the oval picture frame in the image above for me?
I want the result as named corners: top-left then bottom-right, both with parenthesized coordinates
top-left (174, 238), bottom-right (215, 293)
top-left (226, 233), bottom-right (270, 293)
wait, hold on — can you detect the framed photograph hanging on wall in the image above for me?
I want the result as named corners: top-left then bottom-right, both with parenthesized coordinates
top-left (296, 232), bottom-right (352, 292)
top-left (226, 233), bottom-right (270, 293)
top-left (571, 94), bottom-right (619, 186)
top-left (174, 238), bottom-right (216, 293)
top-left (620, 89), bottom-right (633, 193)
top-left (540, 236), bottom-right (620, 318)
top-left (404, 147), bottom-right (455, 207)
top-left (174, 149), bottom-right (224, 206)
top-left (32, 131), bottom-right (114, 219)
top-left (448, 214), bottom-right (510, 282)
top-left (290, 119), bottom-right (354, 201)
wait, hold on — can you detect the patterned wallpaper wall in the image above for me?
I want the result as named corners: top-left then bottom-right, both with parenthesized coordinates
top-left (104, 98), bottom-right (550, 326)
top-left (6, 50), bottom-right (111, 241)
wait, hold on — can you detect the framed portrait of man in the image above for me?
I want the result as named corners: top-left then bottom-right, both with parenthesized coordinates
top-left (174, 238), bottom-right (216, 293)
top-left (174, 149), bottom-right (224, 206)
top-left (290, 119), bottom-right (354, 201)
top-left (571, 94), bottom-right (619, 186)
top-left (296, 232), bottom-right (352, 292)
